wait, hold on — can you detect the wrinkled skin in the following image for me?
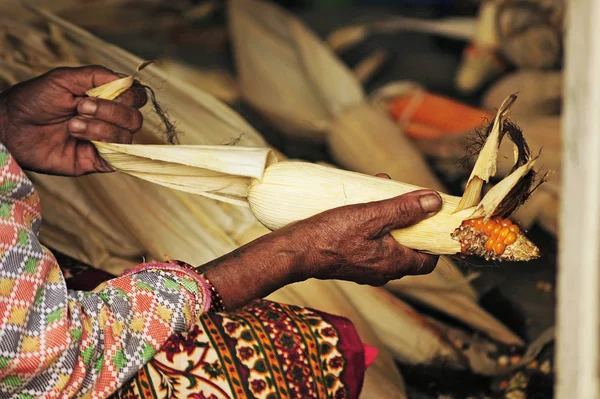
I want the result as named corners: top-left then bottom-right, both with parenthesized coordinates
top-left (0, 66), bottom-right (440, 310)
top-left (204, 187), bottom-right (441, 309)
top-left (0, 65), bottom-right (147, 176)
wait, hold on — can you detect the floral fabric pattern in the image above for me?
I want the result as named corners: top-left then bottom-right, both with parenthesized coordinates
top-left (112, 300), bottom-right (365, 399)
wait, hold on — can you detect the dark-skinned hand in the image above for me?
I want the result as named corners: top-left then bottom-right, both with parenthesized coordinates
top-left (0, 65), bottom-right (147, 176)
top-left (205, 186), bottom-right (441, 309)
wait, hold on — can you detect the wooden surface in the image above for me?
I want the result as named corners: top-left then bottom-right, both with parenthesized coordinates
top-left (556, 0), bottom-right (600, 397)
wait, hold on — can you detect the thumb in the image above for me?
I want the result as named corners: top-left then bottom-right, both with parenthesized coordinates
top-left (365, 189), bottom-right (443, 237)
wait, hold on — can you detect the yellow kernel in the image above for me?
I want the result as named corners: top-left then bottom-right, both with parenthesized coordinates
top-left (485, 238), bottom-right (496, 252)
top-left (501, 219), bottom-right (513, 227)
top-left (509, 224), bottom-right (520, 234)
top-left (492, 225), bottom-right (502, 237)
top-left (494, 241), bottom-right (506, 255)
top-left (474, 218), bottom-right (484, 230)
top-left (505, 232), bottom-right (517, 245)
top-left (498, 227), bottom-right (510, 240)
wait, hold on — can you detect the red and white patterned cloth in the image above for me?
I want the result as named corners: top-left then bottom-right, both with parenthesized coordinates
top-left (0, 143), bottom-right (211, 398)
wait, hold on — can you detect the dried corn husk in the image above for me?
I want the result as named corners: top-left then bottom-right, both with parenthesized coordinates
top-left (327, 15), bottom-right (476, 53)
top-left (0, 0), bottom-right (214, 34)
top-left (334, 283), bottom-right (468, 367)
top-left (227, 0), bottom-right (437, 188)
top-left (160, 58), bottom-right (240, 103)
top-left (495, 0), bottom-right (564, 69)
top-left (455, 0), bottom-right (505, 94)
top-left (352, 49), bottom-right (389, 85)
top-left (483, 71), bottom-right (563, 118)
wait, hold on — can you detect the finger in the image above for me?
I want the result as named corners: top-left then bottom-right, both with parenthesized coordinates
top-left (375, 173), bottom-right (391, 179)
top-left (70, 141), bottom-right (115, 176)
top-left (381, 236), bottom-right (438, 277)
top-left (364, 189), bottom-right (443, 236)
top-left (51, 65), bottom-right (123, 96)
top-left (68, 117), bottom-right (134, 144)
top-left (114, 84), bottom-right (148, 109)
top-left (77, 98), bottom-right (143, 132)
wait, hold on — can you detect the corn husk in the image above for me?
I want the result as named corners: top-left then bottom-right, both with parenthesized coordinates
top-left (455, 0), bottom-right (505, 94)
top-left (327, 15), bottom-right (476, 53)
top-left (0, 0), bottom-right (214, 34)
top-left (495, 0), bottom-right (564, 69)
top-left (352, 49), bottom-right (389, 85)
top-left (227, 0), bottom-right (438, 189)
top-left (483, 71), bottom-right (563, 118)
top-left (160, 58), bottom-right (240, 103)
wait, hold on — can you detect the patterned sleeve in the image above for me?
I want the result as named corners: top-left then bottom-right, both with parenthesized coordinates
top-left (0, 144), bottom-right (211, 398)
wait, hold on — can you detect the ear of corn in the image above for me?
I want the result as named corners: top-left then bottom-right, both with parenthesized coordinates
top-left (91, 91), bottom-right (540, 262)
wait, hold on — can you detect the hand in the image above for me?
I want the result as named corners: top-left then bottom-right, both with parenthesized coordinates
top-left (203, 185), bottom-right (442, 310)
top-left (287, 188), bottom-right (441, 286)
top-left (0, 65), bottom-right (147, 176)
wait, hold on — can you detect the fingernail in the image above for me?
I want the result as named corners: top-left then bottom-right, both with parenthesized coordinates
top-left (419, 193), bottom-right (442, 213)
top-left (79, 99), bottom-right (97, 116)
top-left (69, 118), bottom-right (87, 133)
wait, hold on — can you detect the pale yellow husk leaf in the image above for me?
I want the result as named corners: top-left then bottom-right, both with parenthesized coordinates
top-left (85, 75), bottom-right (134, 100)
top-left (160, 59), bottom-right (240, 103)
top-left (455, 94), bottom-right (517, 213)
top-left (327, 15), bottom-right (475, 52)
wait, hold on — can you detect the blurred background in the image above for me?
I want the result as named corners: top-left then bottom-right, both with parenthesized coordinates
top-left (1, 0), bottom-right (563, 397)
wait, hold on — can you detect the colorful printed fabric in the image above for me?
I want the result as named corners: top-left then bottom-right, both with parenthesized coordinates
top-left (0, 143), bottom-right (211, 398)
top-left (112, 300), bottom-right (365, 399)
top-left (59, 257), bottom-right (367, 399)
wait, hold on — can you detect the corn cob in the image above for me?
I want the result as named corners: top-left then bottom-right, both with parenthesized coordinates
top-left (90, 69), bottom-right (541, 261)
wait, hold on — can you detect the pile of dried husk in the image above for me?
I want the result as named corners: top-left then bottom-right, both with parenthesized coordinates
top-left (1, 7), bottom-right (537, 397)
top-left (226, 0), bottom-right (526, 343)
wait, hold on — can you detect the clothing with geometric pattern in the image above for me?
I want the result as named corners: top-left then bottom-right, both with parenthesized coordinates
top-left (112, 300), bottom-right (366, 399)
top-left (0, 143), bottom-right (211, 399)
